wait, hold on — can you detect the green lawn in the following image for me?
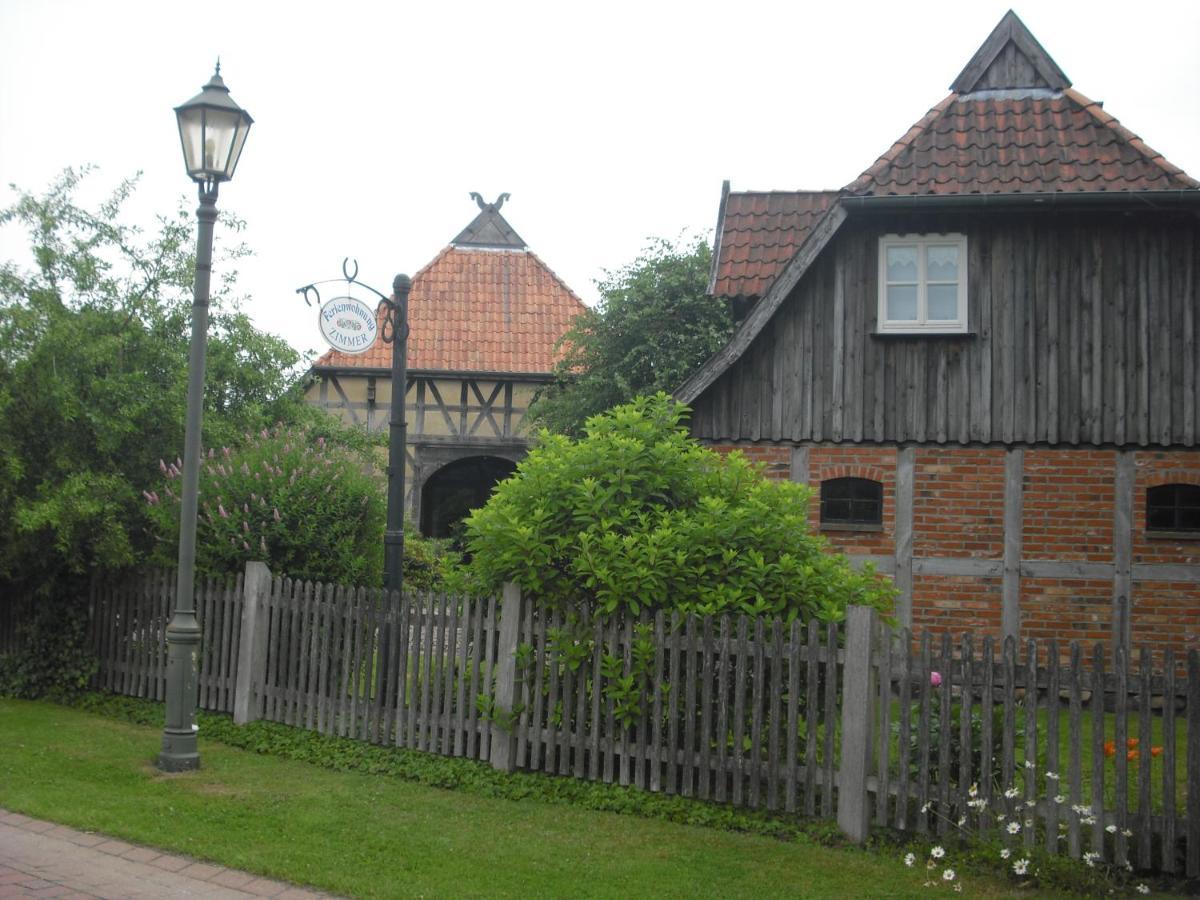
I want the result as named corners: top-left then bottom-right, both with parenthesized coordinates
top-left (0, 699), bottom-right (1059, 899)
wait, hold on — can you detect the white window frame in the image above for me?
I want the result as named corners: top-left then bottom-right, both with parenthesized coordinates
top-left (877, 234), bottom-right (968, 334)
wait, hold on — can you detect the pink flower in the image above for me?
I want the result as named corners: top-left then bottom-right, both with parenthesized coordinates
top-left (222, 446), bottom-right (231, 458)
top-left (242, 520), bottom-right (250, 534)
top-left (218, 504), bottom-right (229, 519)
top-left (273, 508), bottom-right (281, 522)
top-left (208, 447), bottom-right (215, 458)
top-left (159, 459), bottom-right (168, 474)
top-left (930, 671), bottom-right (943, 687)
top-left (242, 540), bottom-right (250, 551)
top-left (242, 462), bottom-right (250, 475)
top-left (142, 490), bottom-right (155, 504)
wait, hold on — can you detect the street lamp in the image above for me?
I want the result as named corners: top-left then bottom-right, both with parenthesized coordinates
top-left (158, 64), bottom-right (253, 772)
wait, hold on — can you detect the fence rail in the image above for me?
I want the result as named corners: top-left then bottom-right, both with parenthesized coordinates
top-left (10, 564), bottom-right (1196, 877)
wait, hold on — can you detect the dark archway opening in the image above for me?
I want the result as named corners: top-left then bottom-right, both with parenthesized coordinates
top-left (420, 455), bottom-right (518, 539)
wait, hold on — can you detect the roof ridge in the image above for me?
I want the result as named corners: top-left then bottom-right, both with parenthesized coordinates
top-left (1064, 88), bottom-right (1200, 189)
top-left (845, 94), bottom-right (958, 194)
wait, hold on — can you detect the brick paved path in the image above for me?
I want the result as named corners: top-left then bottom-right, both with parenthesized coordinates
top-left (0, 809), bottom-right (334, 899)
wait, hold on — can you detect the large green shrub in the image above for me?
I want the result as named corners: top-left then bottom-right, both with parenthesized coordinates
top-left (456, 394), bottom-right (895, 622)
top-left (146, 422), bottom-right (385, 585)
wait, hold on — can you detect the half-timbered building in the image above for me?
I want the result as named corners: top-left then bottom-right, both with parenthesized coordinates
top-left (307, 195), bottom-right (586, 537)
top-left (677, 11), bottom-right (1200, 664)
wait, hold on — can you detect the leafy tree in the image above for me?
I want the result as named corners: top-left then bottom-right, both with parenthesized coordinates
top-left (530, 237), bottom-right (732, 435)
top-left (0, 168), bottom-right (305, 592)
top-left (455, 394), bottom-right (895, 623)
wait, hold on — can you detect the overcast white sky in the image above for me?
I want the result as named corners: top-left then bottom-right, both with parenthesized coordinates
top-left (2, 0), bottom-right (1198, 360)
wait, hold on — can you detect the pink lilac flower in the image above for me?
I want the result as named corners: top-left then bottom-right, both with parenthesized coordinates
top-left (930, 671), bottom-right (943, 687)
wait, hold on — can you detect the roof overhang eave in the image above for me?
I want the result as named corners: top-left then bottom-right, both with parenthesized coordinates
top-left (841, 190), bottom-right (1200, 212)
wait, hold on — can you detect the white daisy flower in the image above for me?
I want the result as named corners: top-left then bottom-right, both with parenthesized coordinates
top-left (1106, 824), bottom-right (1117, 834)
top-left (904, 852), bottom-right (915, 867)
top-left (1000, 848), bottom-right (1011, 859)
top-left (1123, 829), bottom-right (1134, 838)
top-left (1013, 858), bottom-right (1029, 875)
top-left (943, 869), bottom-right (956, 881)
top-left (1054, 794), bottom-right (1067, 804)
top-left (1006, 821), bottom-right (1021, 834)
top-left (1045, 771), bottom-right (1059, 779)
top-left (1136, 885), bottom-right (1150, 895)
top-left (1004, 787), bottom-right (1020, 799)
top-left (930, 846), bottom-right (945, 859)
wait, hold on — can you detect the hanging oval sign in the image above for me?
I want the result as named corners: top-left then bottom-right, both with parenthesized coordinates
top-left (318, 295), bottom-right (379, 354)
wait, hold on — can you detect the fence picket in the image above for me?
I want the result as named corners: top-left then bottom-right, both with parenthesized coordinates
top-left (821, 622), bottom-right (838, 820)
top-left (454, 596), bottom-right (471, 757)
top-left (529, 605), bottom-right (548, 771)
top-left (715, 616), bottom-right (731, 804)
top-left (731, 616), bottom-right (748, 807)
top-left (682, 615), bottom-right (698, 797)
top-left (1162, 648), bottom-right (1177, 874)
top-left (479, 594), bottom-right (497, 762)
top-left (979, 635), bottom-right (995, 838)
top-left (1045, 641), bottom-right (1061, 854)
top-left (1114, 646), bottom-right (1129, 867)
top-left (547, 610), bottom-right (564, 777)
top-left (588, 614), bottom-right (603, 781)
top-left (221, 576), bottom-right (238, 713)
top-left (698, 617), bottom-right (715, 801)
top-left (957, 633), bottom-right (974, 833)
top-left (805, 619), bottom-right (820, 817)
top-left (749, 618), bottom-right (765, 809)
top-left (604, 616), bottom-right (619, 785)
top-left (916, 631), bottom-right (933, 834)
top-left (419, 594), bottom-right (437, 751)
top-left (465, 595), bottom-right (483, 760)
top-left (1023, 639), bottom-right (1038, 853)
top-left (937, 632), bottom-right (952, 836)
top-left (1001, 637), bottom-right (1017, 844)
top-left (1067, 641), bottom-right (1083, 858)
top-left (875, 625), bottom-right (892, 826)
top-left (766, 619), bottom-right (783, 812)
top-left (1138, 646), bottom-right (1153, 869)
top-left (650, 610), bottom-right (666, 792)
top-left (560, 615), bottom-right (577, 779)
top-left (1187, 650), bottom-right (1200, 877)
top-left (1091, 644), bottom-right (1107, 859)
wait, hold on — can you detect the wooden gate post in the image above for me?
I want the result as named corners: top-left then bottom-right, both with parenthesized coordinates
top-left (233, 561), bottom-right (272, 725)
top-left (489, 582), bottom-right (524, 772)
top-left (838, 604), bottom-right (878, 844)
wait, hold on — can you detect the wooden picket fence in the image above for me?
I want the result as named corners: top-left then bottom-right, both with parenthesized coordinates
top-left (70, 565), bottom-right (1200, 876)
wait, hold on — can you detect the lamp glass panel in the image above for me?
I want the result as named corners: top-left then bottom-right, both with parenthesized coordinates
top-left (202, 108), bottom-right (241, 176)
top-left (176, 107), bottom-right (205, 175)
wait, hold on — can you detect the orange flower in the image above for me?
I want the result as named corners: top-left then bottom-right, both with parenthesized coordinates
top-left (1151, 746), bottom-right (1164, 758)
top-left (1127, 749), bottom-right (1141, 762)
top-left (1104, 740), bottom-right (1117, 757)
top-left (1127, 738), bottom-right (1140, 749)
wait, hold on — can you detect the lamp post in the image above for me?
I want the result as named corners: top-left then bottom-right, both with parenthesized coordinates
top-left (382, 274), bottom-right (411, 592)
top-left (158, 64), bottom-right (253, 772)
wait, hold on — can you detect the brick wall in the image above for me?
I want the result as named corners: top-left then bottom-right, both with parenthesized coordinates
top-left (703, 439), bottom-right (1200, 664)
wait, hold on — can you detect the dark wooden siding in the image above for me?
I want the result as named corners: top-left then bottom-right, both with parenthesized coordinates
top-left (690, 212), bottom-right (1200, 447)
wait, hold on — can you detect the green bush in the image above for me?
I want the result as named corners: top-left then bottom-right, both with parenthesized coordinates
top-left (145, 422), bottom-right (385, 585)
top-left (0, 599), bottom-right (96, 699)
top-left (454, 394), bottom-right (895, 622)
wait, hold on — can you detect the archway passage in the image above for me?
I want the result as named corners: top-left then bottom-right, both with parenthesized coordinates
top-left (420, 455), bottom-right (518, 539)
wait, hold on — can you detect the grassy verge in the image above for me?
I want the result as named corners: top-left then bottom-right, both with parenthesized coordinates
top-left (0, 696), bottom-right (1090, 899)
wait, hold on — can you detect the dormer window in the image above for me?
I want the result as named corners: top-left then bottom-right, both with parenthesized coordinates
top-left (877, 234), bottom-right (968, 334)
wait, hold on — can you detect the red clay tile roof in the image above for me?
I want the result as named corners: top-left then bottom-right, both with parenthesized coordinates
top-left (313, 246), bottom-right (586, 374)
top-left (845, 88), bottom-right (1200, 197)
top-left (710, 189), bottom-right (839, 300)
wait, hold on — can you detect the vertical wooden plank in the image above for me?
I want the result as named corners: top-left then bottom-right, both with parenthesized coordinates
top-left (1137, 646), bottom-right (1153, 869)
top-left (786, 618), bottom-right (802, 816)
top-left (349, 588), bottom-right (368, 740)
top-left (429, 594), bottom-right (447, 752)
top-left (573, 608), bottom-right (590, 780)
top-left (749, 618), bottom-right (766, 809)
top-left (1023, 639), bottom-right (1038, 854)
top-left (649, 611), bottom-right (666, 791)
top-left (1001, 637), bottom-right (1017, 840)
top-left (821, 621), bottom-right (839, 820)
top-left (1091, 643), bottom-right (1107, 860)
top-left (1045, 641), bottom-right (1061, 855)
top-left (333, 585), bottom-right (352, 737)
top-left (316, 583), bottom-right (334, 735)
top-left (136, 575), bottom-right (151, 698)
top-left (1067, 641), bottom-right (1083, 858)
top-left (875, 627), bottom-right (893, 827)
top-left (603, 616), bottom-right (619, 784)
top-left (588, 615), bottom-right (604, 781)
top-left (547, 610), bottom-right (565, 776)
top-left (916, 631), bottom-right (932, 834)
top-left (514, 599), bottom-right (534, 768)
top-left (1186, 650), bottom-right (1200, 877)
top-left (479, 594), bottom-right (497, 763)
top-left (419, 593), bottom-right (437, 752)
top-left (372, 589), bottom-right (389, 744)
top-left (1162, 648), bottom-right (1177, 874)
top-left (731, 616), bottom-right (748, 807)
top-left (529, 606), bottom-right (549, 771)
top-left (715, 616), bottom-right (732, 804)
top-left (466, 595), bottom-right (484, 760)
top-left (699, 616), bottom-right (716, 801)
top-left (937, 633), bottom-right (953, 836)
top-left (407, 593), bottom-right (425, 750)
top-left (763, 624), bottom-right (782, 816)
top-left (295, 581), bottom-right (313, 729)
top-left (439, 593), bottom-right (456, 751)
top-left (221, 576), bottom-right (237, 713)
top-left (958, 633), bottom-right (975, 832)
top-left (980, 635), bottom-right (995, 839)
top-left (1114, 646), bottom-right (1129, 867)
top-left (804, 619), bottom-right (820, 817)
top-left (454, 596), bottom-right (471, 757)
top-left (197, 579), bottom-right (214, 708)
top-left (633, 611), bottom-right (650, 790)
top-left (682, 615), bottom-right (699, 797)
